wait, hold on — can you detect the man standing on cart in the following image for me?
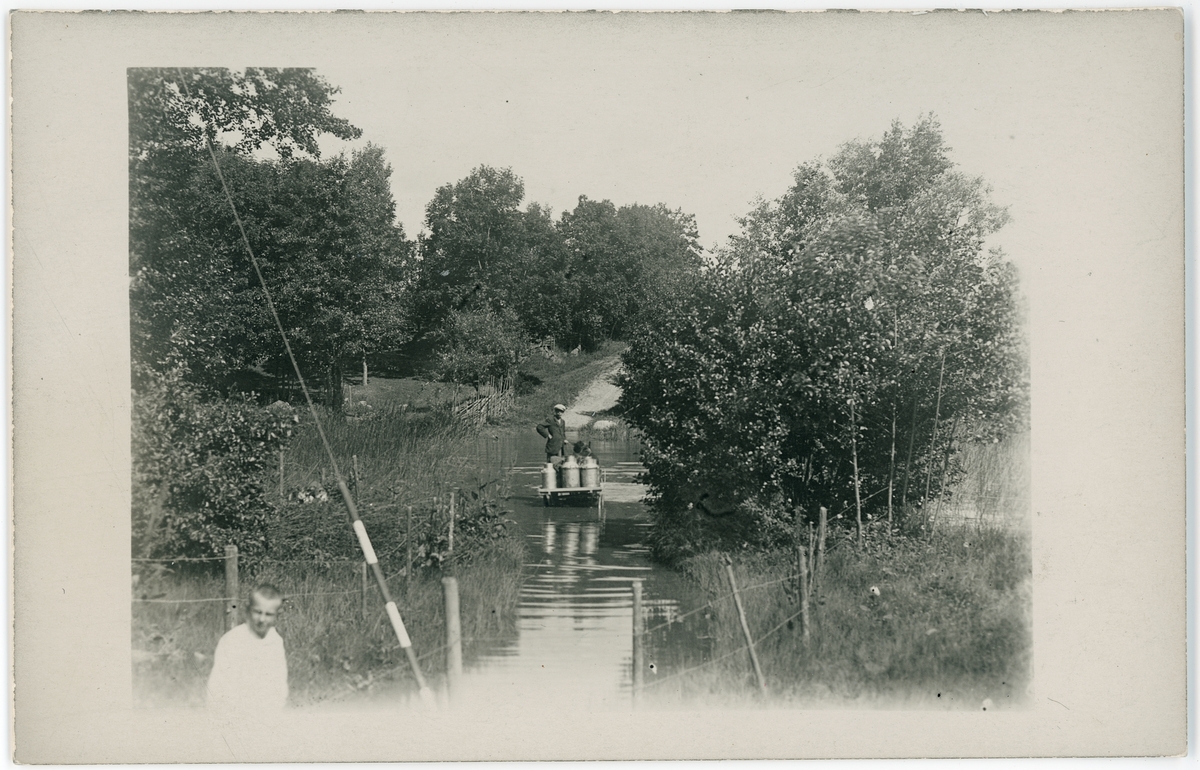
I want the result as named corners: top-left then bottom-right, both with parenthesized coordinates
top-left (536, 403), bottom-right (568, 463)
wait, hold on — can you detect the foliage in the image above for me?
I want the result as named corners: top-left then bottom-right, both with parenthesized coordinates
top-left (657, 523), bottom-right (1030, 706)
top-left (426, 304), bottom-right (530, 388)
top-left (130, 69), bottom-right (407, 406)
top-left (620, 116), bottom-right (1027, 557)
top-left (558, 196), bottom-right (704, 348)
top-left (410, 165), bottom-right (705, 362)
top-left (132, 365), bottom-right (297, 559)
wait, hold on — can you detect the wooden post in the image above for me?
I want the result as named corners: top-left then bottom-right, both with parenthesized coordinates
top-left (442, 577), bottom-right (463, 702)
top-left (406, 505), bottom-right (414, 598)
top-left (794, 513), bottom-right (810, 641)
top-left (798, 546), bottom-right (811, 644)
top-left (850, 397), bottom-right (864, 548)
top-left (632, 579), bottom-right (644, 707)
top-left (363, 357), bottom-right (369, 387)
top-left (816, 506), bottom-right (827, 596)
top-left (360, 561), bottom-right (369, 620)
top-left (224, 544), bottom-right (239, 632)
top-left (279, 447), bottom-right (285, 499)
top-left (723, 557), bottom-right (767, 695)
top-left (352, 454), bottom-right (360, 495)
top-left (448, 490), bottom-right (456, 558)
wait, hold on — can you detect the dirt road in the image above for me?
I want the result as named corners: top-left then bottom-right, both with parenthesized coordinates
top-left (561, 357), bottom-right (622, 429)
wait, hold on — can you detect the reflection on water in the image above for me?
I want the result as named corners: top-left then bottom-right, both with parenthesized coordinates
top-left (452, 432), bottom-right (711, 711)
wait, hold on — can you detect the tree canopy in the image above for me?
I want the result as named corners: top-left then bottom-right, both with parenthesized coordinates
top-left (619, 116), bottom-right (1026, 560)
top-left (130, 68), bottom-right (407, 404)
top-left (409, 166), bottom-right (704, 356)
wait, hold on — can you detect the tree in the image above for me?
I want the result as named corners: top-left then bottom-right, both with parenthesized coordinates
top-left (412, 166), bottom-right (535, 333)
top-left (620, 116), bottom-right (1026, 560)
top-left (426, 303), bottom-right (530, 389)
top-left (558, 197), bottom-right (703, 348)
top-left (132, 364), bottom-right (297, 559)
top-left (130, 68), bottom-right (410, 405)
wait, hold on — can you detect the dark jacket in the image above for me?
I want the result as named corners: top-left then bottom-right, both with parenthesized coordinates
top-left (536, 415), bottom-right (567, 456)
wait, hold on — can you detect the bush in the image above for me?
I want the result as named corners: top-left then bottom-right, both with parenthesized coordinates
top-left (132, 365), bottom-right (296, 559)
top-left (426, 304), bottom-right (530, 388)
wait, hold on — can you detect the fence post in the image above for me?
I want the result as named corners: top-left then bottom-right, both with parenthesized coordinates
top-left (352, 454), bottom-right (360, 495)
top-left (224, 544), bottom-right (239, 632)
top-left (448, 490), bottom-right (457, 558)
top-left (723, 556), bottom-right (767, 695)
top-left (798, 546), bottom-right (811, 644)
top-left (442, 577), bottom-right (463, 702)
top-left (632, 579), bottom-right (644, 707)
top-left (360, 561), bottom-right (369, 620)
top-left (406, 505), bottom-right (414, 599)
top-left (363, 357), bottom-right (369, 387)
top-left (279, 448), bottom-right (285, 499)
top-left (795, 513), bottom-right (810, 642)
top-left (816, 506), bottom-right (828, 597)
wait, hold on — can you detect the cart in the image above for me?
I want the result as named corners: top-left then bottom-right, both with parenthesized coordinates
top-left (538, 468), bottom-right (606, 516)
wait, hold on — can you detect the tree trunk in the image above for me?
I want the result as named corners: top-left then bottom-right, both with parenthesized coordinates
top-left (850, 397), bottom-right (863, 549)
top-left (326, 361), bottom-right (344, 410)
top-left (921, 349), bottom-right (948, 514)
top-left (900, 397), bottom-right (920, 508)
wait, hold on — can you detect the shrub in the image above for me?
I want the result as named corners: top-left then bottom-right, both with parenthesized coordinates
top-left (132, 365), bottom-right (296, 559)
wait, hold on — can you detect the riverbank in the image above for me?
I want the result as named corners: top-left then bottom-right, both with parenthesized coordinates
top-left (642, 521), bottom-right (1030, 709)
top-left (132, 343), bottom-right (629, 707)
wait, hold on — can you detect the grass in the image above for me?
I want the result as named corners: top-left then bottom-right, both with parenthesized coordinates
top-left (133, 342), bottom-right (626, 707)
top-left (642, 523), bottom-right (1030, 709)
top-left (132, 539), bottom-right (525, 707)
top-left (641, 434), bottom-right (1031, 709)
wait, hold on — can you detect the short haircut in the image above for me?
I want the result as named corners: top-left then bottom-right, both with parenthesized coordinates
top-left (251, 584), bottom-right (283, 603)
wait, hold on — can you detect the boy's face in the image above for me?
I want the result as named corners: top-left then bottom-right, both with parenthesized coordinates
top-left (246, 593), bottom-right (282, 638)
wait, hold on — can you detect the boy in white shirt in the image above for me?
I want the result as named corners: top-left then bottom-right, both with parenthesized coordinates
top-left (206, 584), bottom-right (288, 713)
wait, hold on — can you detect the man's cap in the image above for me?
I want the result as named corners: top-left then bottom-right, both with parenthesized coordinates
top-left (553, 404), bottom-right (566, 412)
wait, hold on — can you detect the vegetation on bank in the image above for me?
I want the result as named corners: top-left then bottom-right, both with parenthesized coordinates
top-left (132, 344), bottom-right (620, 705)
top-left (649, 521), bottom-right (1029, 708)
top-left (619, 116), bottom-right (1027, 562)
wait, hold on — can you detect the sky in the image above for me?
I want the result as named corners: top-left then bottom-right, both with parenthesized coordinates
top-left (294, 10), bottom-right (1181, 283)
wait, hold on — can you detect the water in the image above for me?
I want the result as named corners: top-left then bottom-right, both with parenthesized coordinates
top-left (452, 431), bottom-right (713, 711)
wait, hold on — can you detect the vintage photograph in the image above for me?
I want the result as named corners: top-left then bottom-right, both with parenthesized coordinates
top-left (11, 9), bottom-right (1184, 761)
top-left (129, 58), bottom-right (1029, 713)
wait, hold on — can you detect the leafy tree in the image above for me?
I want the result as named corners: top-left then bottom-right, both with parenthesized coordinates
top-left (409, 167), bottom-right (704, 366)
top-left (426, 303), bottom-right (530, 389)
top-left (130, 68), bottom-right (409, 404)
top-left (413, 166), bottom-right (536, 333)
top-left (620, 116), bottom-right (1026, 560)
top-left (558, 197), bottom-right (703, 348)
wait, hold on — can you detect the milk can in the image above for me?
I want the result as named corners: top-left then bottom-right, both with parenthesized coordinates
top-left (580, 456), bottom-right (600, 488)
top-left (541, 462), bottom-right (558, 490)
top-left (560, 454), bottom-right (581, 488)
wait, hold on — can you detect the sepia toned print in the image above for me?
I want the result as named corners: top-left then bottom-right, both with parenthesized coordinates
top-left (12, 9), bottom-right (1184, 762)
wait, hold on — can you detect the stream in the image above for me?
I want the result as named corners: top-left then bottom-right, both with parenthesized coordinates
top-left (448, 430), bottom-right (713, 711)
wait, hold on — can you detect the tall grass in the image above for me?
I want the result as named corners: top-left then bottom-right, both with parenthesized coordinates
top-left (134, 344), bottom-right (627, 707)
top-left (132, 538), bottom-right (525, 708)
top-left (645, 524), bottom-right (1030, 709)
top-left (643, 434), bottom-right (1031, 709)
